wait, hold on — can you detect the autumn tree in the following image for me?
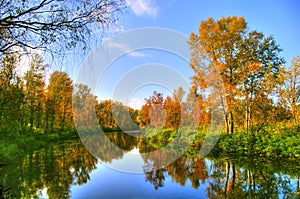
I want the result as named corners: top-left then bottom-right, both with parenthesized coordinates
top-left (164, 87), bottom-right (185, 130)
top-left (137, 91), bottom-right (166, 129)
top-left (73, 83), bottom-right (97, 129)
top-left (188, 16), bottom-right (284, 134)
top-left (0, 0), bottom-right (125, 57)
top-left (164, 96), bottom-right (179, 130)
top-left (46, 71), bottom-right (73, 131)
top-left (95, 100), bottom-right (117, 130)
top-left (137, 99), bottom-right (151, 128)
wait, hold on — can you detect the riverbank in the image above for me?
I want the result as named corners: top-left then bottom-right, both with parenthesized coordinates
top-left (0, 130), bottom-right (79, 164)
top-left (212, 128), bottom-right (300, 159)
top-left (142, 126), bottom-right (300, 159)
top-left (1, 126), bottom-right (299, 165)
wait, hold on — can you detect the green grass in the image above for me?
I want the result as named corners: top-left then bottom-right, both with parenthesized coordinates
top-left (0, 129), bottom-right (79, 164)
top-left (142, 126), bottom-right (300, 159)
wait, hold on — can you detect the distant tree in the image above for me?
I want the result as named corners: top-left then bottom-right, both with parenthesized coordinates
top-left (137, 99), bottom-right (151, 128)
top-left (164, 96), bottom-right (180, 130)
top-left (73, 83), bottom-right (97, 129)
top-left (182, 88), bottom-right (200, 127)
top-left (163, 88), bottom-right (185, 130)
top-left (149, 91), bottom-right (165, 128)
top-left (0, 0), bottom-right (125, 57)
top-left (137, 91), bottom-right (165, 128)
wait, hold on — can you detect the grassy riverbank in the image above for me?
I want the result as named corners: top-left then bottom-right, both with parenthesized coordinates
top-left (142, 126), bottom-right (300, 159)
top-left (1, 125), bottom-right (299, 165)
top-left (0, 130), bottom-right (79, 164)
top-left (212, 127), bottom-right (300, 159)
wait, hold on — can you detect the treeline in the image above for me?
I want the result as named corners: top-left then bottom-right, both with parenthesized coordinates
top-left (134, 16), bottom-right (300, 158)
top-left (137, 89), bottom-right (210, 130)
top-left (0, 54), bottom-right (138, 135)
top-left (137, 17), bottom-right (300, 137)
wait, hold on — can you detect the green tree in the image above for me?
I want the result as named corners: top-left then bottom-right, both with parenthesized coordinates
top-left (96, 100), bottom-right (117, 130)
top-left (0, 55), bottom-right (24, 134)
top-left (23, 54), bottom-right (47, 131)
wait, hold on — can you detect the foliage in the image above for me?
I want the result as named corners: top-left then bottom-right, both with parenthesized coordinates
top-left (212, 126), bottom-right (300, 158)
top-left (188, 16), bottom-right (285, 134)
top-left (95, 99), bottom-right (139, 131)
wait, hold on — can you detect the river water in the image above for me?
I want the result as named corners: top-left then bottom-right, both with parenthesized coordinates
top-left (0, 132), bottom-right (299, 198)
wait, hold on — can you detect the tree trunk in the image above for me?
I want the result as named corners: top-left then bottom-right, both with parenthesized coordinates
top-left (230, 111), bottom-right (234, 134)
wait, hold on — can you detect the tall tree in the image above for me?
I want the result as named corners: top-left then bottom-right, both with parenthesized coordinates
top-left (23, 54), bottom-right (47, 131)
top-left (164, 96), bottom-right (180, 130)
top-left (188, 16), bottom-right (284, 134)
top-left (149, 91), bottom-right (165, 128)
top-left (0, 55), bottom-right (24, 134)
top-left (47, 71), bottom-right (73, 131)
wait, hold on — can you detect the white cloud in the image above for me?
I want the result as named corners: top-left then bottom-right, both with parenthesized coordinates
top-left (107, 41), bottom-right (148, 58)
top-left (126, 0), bottom-right (158, 17)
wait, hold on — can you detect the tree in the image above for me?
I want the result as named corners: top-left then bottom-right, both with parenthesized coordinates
top-left (149, 92), bottom-right (165, 128)
top-left (23, 54), bottom-right (47, 131)
top-left (164, 96), bottom-right (180, 130)
top-left (188, 16), bottom-right (284, 134)
top-left (280, 56), bottom-right (300, 126)
top-left (46, 71), bottom-right (73, 131)
top-left (164, 88), bottom-right (185, 130)
top-left (0, 54), bottom-right (24, 134)
top-left (137, 91), bottom-right (166, 128)
top-left (0, 0), bottom-right (125, 56)
top-left (137, 99), bottom-right (151, 128)
top-left (73, 83), bottom-right (97, 129)
top-left (95, 100), bottom-right (117, 130)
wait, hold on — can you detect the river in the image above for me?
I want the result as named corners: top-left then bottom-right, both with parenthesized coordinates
top-left (0, 132), bottom-right (299, 198)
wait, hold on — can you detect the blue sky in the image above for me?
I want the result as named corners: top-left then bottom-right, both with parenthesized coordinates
top-left (122, 0), bottom-right (299, 63)
top-left (83, 0), bottom-right (300, 109)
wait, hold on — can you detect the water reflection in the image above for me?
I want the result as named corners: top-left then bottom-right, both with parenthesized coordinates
top-left (0, 141), bottom-right (97, 199)
top-left (205, 157), bottom-right (300, 198)
top-left (0, 132), bottom-right (299, 198)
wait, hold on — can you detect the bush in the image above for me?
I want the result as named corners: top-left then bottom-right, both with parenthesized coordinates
top-left (212, 127), bottom-right (300, 158)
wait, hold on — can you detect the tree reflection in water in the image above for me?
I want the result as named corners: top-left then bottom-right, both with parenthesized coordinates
top-left (143, 151), bottom-right (300, 198)
top-left (0, 140), bottom-right (98, 198)
top-left (0, 132), bottom-right (299, 198)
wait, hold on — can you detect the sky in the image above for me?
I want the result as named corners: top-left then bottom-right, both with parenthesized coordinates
top-left (76, 0), bottom-right (300, 109)
top-left (121, 0), bottom-right (299, 63)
